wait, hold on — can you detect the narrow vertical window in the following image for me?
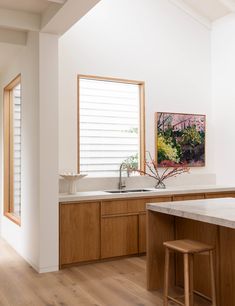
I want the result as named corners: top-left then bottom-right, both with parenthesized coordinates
top-left (78, 75), bottom-right (145, 176)
top-left (4, 75), bottom-right (21, 225)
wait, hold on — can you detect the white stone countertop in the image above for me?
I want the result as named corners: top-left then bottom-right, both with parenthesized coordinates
top-left (147, 197), bottom-right (235, 229)
top-left (59, 185), bottom-right (235, 203)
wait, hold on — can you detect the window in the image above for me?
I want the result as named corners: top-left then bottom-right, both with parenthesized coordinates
top-left (78, 75), bottom-right (145, 176)
top-left (3, 75), bottom-right (21, 225)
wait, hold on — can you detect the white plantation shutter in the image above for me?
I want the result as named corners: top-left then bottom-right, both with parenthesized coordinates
top-left (79, 78), bottom-right (140, 176)
top-left (13, 84), bottom-right (21, 217)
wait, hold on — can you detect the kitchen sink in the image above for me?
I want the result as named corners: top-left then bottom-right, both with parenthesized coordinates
top-left (105, 189), bottom-right (152, 194)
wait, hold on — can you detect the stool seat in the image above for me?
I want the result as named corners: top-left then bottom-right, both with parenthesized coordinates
top-left (163, 239), bottom-right (214, 254)
top-left (163, 239), bottom-right (217, 306)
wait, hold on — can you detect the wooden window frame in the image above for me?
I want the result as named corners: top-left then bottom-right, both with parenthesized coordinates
top-left (3, 74), bottom-right (21, 226)
top-left (77, 75), bottom-right (146, 174)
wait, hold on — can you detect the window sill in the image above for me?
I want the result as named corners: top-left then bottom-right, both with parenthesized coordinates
top-left (4, 213), bottom-right (21, 226)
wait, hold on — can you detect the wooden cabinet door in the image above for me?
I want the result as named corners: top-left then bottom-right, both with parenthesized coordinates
top-left (101, 215), bottom-right (138, 259)
top-left (139, 213), bottom-right (146, 253)
top-left (60, 202), bottom-right (100, 266)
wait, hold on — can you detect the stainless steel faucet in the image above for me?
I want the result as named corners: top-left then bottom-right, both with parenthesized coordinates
top-left (118, 162), bottom-right (130, 190)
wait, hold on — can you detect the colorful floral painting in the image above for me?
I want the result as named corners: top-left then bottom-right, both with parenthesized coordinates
top-left (156, 112), bottom-right (205, 167)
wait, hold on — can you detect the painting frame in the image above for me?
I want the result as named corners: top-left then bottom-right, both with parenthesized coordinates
top-left (155, 112), bottom-right (206, 167)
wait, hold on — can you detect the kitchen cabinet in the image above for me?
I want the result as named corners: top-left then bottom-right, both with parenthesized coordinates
top-left (101, 198), bottom-right (146, 216)
top-left (139, 213), bottom-right (146, 253)
top-left (205, 192), bottom-right (235, 199)
top-left (100, 196), bottom-right (171, 258)
top-left (59, 191), bottom-right (235, 268)
top-left (101, 215), bottom-right (138, 258)
top-left (173, 193), bottom-right (205, 201)
top-left (60, 202), bottom-right (100, 267)
top-left (101, 199), bottom-right (143, 258)
top-left (138, 196), bottom-right (172, 253)
top-left (146, 196), bottom-right (172, 204)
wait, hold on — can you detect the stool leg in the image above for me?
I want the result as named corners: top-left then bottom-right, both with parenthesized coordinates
top-left (163, 248), bottom-right (170, 306)
top-left (184, 253), bottom-right (190, 306)
top-left (209, 250), bottom-right (217, 306)
top-left (189, 254), bottom-right (194, 306)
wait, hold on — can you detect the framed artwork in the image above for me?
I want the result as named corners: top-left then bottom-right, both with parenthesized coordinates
top-left (156, 112), bottom-right (206, 167)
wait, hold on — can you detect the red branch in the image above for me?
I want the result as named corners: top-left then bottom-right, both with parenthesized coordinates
top-left (132, 151), bottom-right (190, 184)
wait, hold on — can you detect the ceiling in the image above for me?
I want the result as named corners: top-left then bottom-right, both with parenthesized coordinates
top-left (0, 0), bottom-right (53, 73)
top-left (0, 0), bottom-right (234, 74)
top-left (0, 0), bottom-right (233, 30)
top-left (183, 0), bottom-right (230, 21)
top-left (0, 0), bottom-right (52, 14)
top-left (175, 0), bottom-right (235, 23)
top-left (0, 0), bottom-right (100, 76)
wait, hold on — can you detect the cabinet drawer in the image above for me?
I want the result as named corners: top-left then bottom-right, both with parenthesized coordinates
top-left (205, 192), bottom-right (235, 199)
top-left (101, 199), bottom-right (146, 216)
top-left (173, 194), bottom-right (205, 201)
top-left (146, 196), bottom-right (172, 204)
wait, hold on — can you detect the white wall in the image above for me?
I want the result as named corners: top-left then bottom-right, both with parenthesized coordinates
top-left (0, 31), bottom-right (40, 270)
top-left (212, 14), bottom-right (235, 185)
top-left (0, 32), bottom-right (59, 273)
top-left (0, 0), bottom-right (219, 274)
top-left (59, 0), bottom-right (214, 178)
top-left (39, 33), bottom-right (59, 272)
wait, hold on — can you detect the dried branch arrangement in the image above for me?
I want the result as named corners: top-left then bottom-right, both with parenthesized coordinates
top-left (133, 151), bottom-right (190, 189)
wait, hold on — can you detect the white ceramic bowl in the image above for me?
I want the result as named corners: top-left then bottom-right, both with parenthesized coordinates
top-left (60, 173), bottom-right (87, 194)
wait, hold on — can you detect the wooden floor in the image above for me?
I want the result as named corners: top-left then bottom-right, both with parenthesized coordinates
top-left (0, 239), bottom-right (211, 306)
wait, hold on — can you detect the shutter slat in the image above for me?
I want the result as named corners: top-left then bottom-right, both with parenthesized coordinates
top-left (13, 83), bottom-right (21, 216)
top-left (80, 151), bottom-right (136, 158)
top-left (79, 78), bottom-right (140, 176)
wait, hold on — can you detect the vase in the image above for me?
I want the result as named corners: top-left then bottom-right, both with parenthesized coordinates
top-left (155, 180), bottom-right (166, 189)
top-left (60, 173), bottom-right (87, 194)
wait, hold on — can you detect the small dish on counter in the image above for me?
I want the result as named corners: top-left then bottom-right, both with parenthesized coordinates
top-left (60, 173), bottom-right (87, 194)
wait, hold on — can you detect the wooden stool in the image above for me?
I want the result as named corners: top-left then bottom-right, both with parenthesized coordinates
top-left (163, 239), bottom-right (217, 306)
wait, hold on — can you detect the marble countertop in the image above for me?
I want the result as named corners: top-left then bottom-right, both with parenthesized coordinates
top-left (147, 198), bottom-right (235, 229)
top-left (59, 185), bottom-right (235, 203)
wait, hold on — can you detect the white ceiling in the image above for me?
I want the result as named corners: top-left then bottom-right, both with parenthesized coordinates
top-left (0, 1), bottom-right (47, 74)
top-left (183, 0), bottom-right (230, 21)
top-left (0, 0), bottom-right (234, 75)
top-left (0, 0), bottom-right (100, 77)
top-left (0, 0), bottom-right (51, 14)
top-left (175, 0), bottom-right (235, 22)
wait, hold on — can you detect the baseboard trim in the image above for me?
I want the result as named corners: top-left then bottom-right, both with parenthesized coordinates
top-left (38, 265), bottom-right (59, 273)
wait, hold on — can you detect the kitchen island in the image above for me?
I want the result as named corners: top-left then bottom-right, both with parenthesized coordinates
top-left (147, 198), bottom-right (235, 306)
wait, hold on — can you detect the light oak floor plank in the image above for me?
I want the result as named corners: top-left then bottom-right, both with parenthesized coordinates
top-left (0, 239), bottom-right (210, 306)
